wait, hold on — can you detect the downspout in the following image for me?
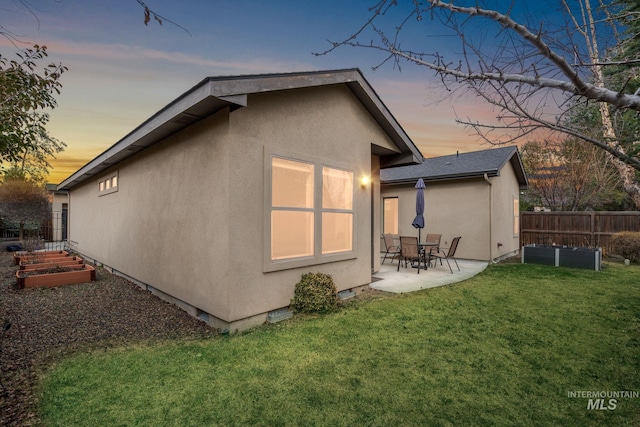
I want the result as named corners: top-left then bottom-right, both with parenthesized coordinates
top-left (483, 174), bottom-right (493, 263)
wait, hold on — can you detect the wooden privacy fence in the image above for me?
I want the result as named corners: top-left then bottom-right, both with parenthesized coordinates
top-left (520, 211), bottom-right (640, 254)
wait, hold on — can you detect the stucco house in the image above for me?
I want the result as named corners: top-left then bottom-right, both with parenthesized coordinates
top-left (57, 69), bottom-right (423, 331)
top-left (380, 146), bottom-right (528, 262)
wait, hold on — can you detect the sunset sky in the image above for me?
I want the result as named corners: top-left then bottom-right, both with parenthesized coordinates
top-left (1, 0), bottom-right (564, 184)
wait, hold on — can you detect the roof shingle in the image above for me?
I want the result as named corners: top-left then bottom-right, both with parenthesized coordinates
top-left (380, 146), bottom-right (527, 187)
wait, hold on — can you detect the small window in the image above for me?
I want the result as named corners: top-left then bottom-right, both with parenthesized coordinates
top-left (99, 171), bottom-right (119, 196)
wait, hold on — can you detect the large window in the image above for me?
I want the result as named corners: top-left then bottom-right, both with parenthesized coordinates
top-left (271, 158), bottom-right (315, 260)
top-left (322, 167), bottom-right (353, 254)
top-left (268, 155), bottom-right (356, 269)
top-left (383, 197), bottom-right (399, 234)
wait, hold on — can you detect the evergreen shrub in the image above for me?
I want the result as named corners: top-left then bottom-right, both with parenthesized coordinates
top-left (290, 272), bottom-right (338, 314)
top-left (611, 232), bottom-right (640, 263)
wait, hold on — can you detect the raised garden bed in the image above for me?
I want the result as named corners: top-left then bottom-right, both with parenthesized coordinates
top-left (16, 264), bottom-right (96, 289)
top-left (19, 255), bottom-right (78, 267)
top-left (522, 245), bottom-right (602, 271)
top-left (13, 250), bottom-right (69, 266)
top-left (19, 256), bottom-right (84, 271)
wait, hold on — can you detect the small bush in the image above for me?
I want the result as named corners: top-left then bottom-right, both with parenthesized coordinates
top-left (290, 272), bottom-right (338, 314)
top-left (610, 232), bottom-right (640, 263)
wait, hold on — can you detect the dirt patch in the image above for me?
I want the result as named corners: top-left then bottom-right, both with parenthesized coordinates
top-left (0, 252), bottom-right (216, 426)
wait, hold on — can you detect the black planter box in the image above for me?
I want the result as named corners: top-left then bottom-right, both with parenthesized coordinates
top-left (522, 245), bottom-right (602, 271)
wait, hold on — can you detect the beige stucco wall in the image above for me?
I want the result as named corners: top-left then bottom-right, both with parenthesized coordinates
top-left (380, 163), bottom-right (521, 261)
top-left (69, 109), bottom-right (233, 319)
top-left (69, 84), bottom-right (396, 326)
top-left (381, 179), bottom-right (491, 260)
top-left (489, 162), bottom-right (521, 260)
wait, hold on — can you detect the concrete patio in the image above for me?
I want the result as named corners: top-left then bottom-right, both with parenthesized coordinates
top-left (370, 258), bottom-right (489, 293)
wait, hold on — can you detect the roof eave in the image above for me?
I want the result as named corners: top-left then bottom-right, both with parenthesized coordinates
top-left (57, 69), bottom-right (423, 191)
top-left (57, 82), bottom-right (246, 191)
top-left (382, 169), bottom-right (500, 185)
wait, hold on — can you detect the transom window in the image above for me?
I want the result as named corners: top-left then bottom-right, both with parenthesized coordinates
top-left (267, 154), bottom-right (356, 270)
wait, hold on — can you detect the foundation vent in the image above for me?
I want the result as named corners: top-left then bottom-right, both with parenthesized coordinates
top-left (338, 290), bottom-right (356, 301)
top-left (267, 308), bottom-right (293, 323)
top-left (197, 310), bottom-right (209, 323)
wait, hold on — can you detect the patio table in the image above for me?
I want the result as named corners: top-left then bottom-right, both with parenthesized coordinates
top-left (419, 241), bottom-right (439, 268)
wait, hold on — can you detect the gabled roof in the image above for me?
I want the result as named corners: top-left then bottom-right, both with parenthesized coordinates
top-left (380, 146), bottom-right (528, 188)
top-left (58, 69), bottom-right (422, 191)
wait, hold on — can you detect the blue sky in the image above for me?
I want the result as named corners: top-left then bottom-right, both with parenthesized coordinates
top-left (1, 0), bottom-right (566, 183)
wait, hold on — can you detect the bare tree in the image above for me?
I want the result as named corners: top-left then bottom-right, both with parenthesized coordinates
top-left (520, 140), bottom-right (567, 210)
top-left (319, 0), bottom-right (640, 207)
top-left (0, 0), bottom-right (191, 42)
top-left (522, 138), bottom-right (624, 210)
top-left (135, 0), bottom-right (191, 35)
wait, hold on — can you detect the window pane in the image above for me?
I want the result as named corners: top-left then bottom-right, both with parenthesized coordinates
top-left (322, 212), bottom-right (352, 254)
top-left (112, 176), bottom-right (118, 187)
top-left (383, 198), bottom-right (398, 234)
top-left (271, 211), bottom-right (314, 260)
top-left (99, 181), bottom-right (104, 192)
top-left (322, 167), bottom-right (352, 210)
top-left (272, 157), bottom-right (314, 208)
top-left (513, 198), bottom-right (519, 236)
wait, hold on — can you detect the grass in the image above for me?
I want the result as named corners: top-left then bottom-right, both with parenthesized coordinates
top-left (39, 262), bottom-right (640, 426)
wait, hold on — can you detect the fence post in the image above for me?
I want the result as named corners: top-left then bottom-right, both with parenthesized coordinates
top-left (590, 211), bottom-right (595, 248)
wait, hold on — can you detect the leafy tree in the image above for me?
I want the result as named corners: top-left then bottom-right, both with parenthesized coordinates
top-left (0, 175), bottom-right (50, 241)
top-left (0, 45), bottom-right (67, 176)
top-left (321, 0), bottom-right (640, 207)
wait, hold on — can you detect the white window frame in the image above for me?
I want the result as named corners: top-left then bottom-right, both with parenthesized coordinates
top-left (264, 148), bottom-right (357, 272)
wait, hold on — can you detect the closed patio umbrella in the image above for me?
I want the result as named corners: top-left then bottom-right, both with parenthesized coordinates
top-left (412, 178), bottom-right (425, 242)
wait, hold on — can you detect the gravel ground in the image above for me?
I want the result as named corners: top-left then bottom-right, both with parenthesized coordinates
top-left (0, 251), bottom-right (217, 427)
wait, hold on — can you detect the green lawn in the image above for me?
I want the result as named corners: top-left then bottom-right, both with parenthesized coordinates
top-left (39, 262), bottom-right (640, 426)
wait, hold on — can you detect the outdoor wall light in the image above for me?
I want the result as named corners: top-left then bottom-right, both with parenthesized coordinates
top-left (360, 175), bottom-right (370, 188)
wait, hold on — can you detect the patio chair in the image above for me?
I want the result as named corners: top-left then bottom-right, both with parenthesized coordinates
top-left (430, 236), bottom-right (461, 274)
top-left (382, 233), bottom-right (401, 265)
top-left (424, 233), bottom-right (442, 266)
top-left (398, 236), bottom-right (425, 274)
